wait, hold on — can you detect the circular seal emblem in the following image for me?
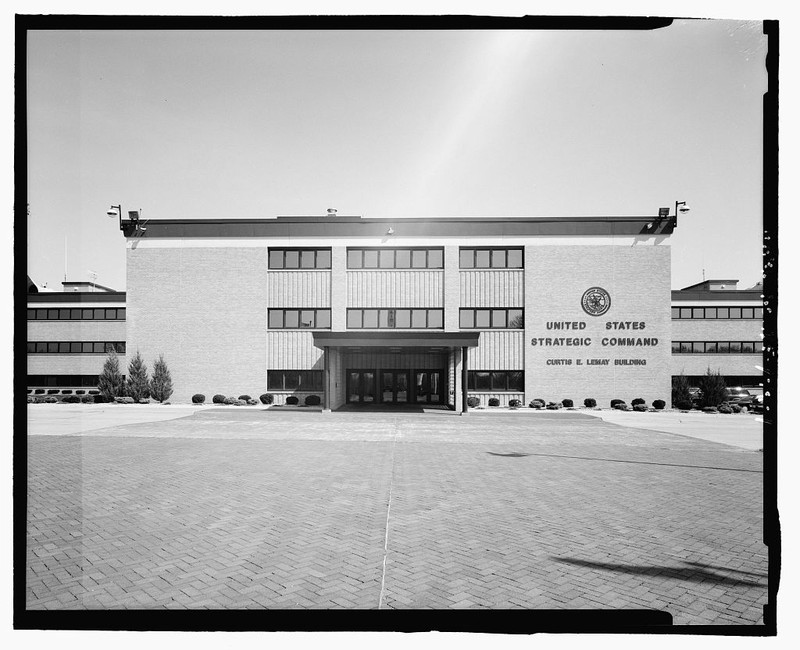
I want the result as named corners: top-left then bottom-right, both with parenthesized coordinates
top-left (581, 287), bottom-right (611, 317)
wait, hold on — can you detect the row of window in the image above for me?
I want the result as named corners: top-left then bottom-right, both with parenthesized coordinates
top-left (671, 341), bottom-right (763, 354)
top-left (27, 308), bottom-right (126, 321)
top-left (672, 306), bottom-right (763, 320)
top-left (27, 375), bottom-right (108, 387)
top-left (27, 341), bottom-right (126, 354)
top-left (671, 375), bottom-right (762, 388)
top-left (267, 370), bottom-right (324, 392)
top-left (347, 308), bottom-right (443, 329)
top-left (460, 308), bottom-right (523, 329)
top-left (268, 309), bottom-right (331, 329)
top-left (266, 247), bottom-right (525, 270)
top-left (467, 371), bottom-right (525, 392)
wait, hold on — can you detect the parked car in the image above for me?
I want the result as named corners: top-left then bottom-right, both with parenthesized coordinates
top-left (749, 394), bottom-right (764, 414)
top-left (726, 387), bottom-right (754, 408)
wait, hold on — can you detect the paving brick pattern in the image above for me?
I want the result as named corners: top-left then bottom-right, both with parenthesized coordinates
top-left (26, 410), bottom-right (767, 624)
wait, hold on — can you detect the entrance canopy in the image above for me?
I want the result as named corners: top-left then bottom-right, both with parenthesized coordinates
top-left (311, 331), bottom-right (480, 351)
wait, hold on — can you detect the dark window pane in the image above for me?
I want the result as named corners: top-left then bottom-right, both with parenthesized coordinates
top-left (115, 342), bottom-right (126, 353)
top-left (269, 250), bottom-right (284, 269)
top-left (36, 309), bottom-right (47, 319)
top-left (475, 309), bottom-right (491, 328)
top-left (300, 310), bottom-right (315, 328)
top-left (491, 372), bottom-right (507, 391)
top-left (411, 250), bottom-right (426, 268)
top-left (59, 309), bottom-right (70, 319)
top-left (82, 309), bottom-right (93, 319)
top-left (27, 342), bottom-right (35, 353)
top-left (268, 310), bottom-right (283, 328)
top-left (492, 310), bottom-right (507, 328)
top-left (741, 341), bottom-right (754, 353)
top-left (729, 307), bottom-right (741, 319)
top-left (284, 310), bottom-right (299, 328)
top-left (679, 308), bottom-right (691, 319)
top-left (754, 307), bottom-right (763, 319)
top-left (717, 341), bottom-right (730, 353)
top-left (267, 372), bottom-right (284, 390)
top-left (363, 309), bottom-right (379, 328)
top-left (716, 307), bottom-right (729, 319)
top-left (692, 308), bottom-right (704, 319)
top-left (475, 371), bottom-right (491, 391)
top-left (692, 342), bottom-right (704, 353)
top-left (741, 308), bottom-right (754, 319)
top-left (363, 250), bottom-right (379, 268)
top-left (300, 250), bottom-right (315, 269)
top-left (428, 249), bottom-right (443, 268)
top-left (94, 309), bottom-right (106, 320)
top-left (48, 342), bottom-right (58, 353)
top-left (704, 342), bottom-right (718, 353)
top-left (680, 342), bottom-right (692, 353)
top-left (36, 342), bottom-right (47, 353)
top-left (507, 249), bottom-right (523, 268)
top-left (27, 309), bottom-right (35, 320)
top-left (411, 309), bottom-right (426, 328)
top-left (671, 341), bottom-right (681, 353)
top-left (105, 309), bottom-right (116, 319)
top-left (754, 342), bottom-right (763, 352)
top-left (427, 310), bottom-right (443, 329)
top-left (58, 342), bottom-right (69, 353)
top-left (508, 309), bottom-right (524, 329)
top-left (316, 310), bottom-right (331, 329)
top-left (70, 342), bottom-right (81, 353)
top-left (705, 308), bottom-right (717, 319)
top-left (459, 249), bottom-right (474, 268)
top-left (70, 309), bottom-right (81, 319)
top-left (316, 250), bottom-right (331, 268)
top-left (395, 309), bottom-right (411, 328)
top-left (284, 250), bottom-right (299, 268)
top-left (379, 250), bottom-right (394, 269)
top-left (490, 250), bottom-right (505, 268)
top-left (47, 309), bottom-right (58, 320)
top-left (284, 371), bottom-right (301, 390)
top-left (82, 342), bottom-right (93, 353)
top-left (104, 343), bottom-right (115, 353)
top-left (395, 249), bottom-right (411, 268)
top-left (729, 341), bottom-right (742, 352)
top-left (671, 308), bottom-right (680, 319)
top-left (347, 250), bottom-right (362, 268)
top-left (460, 310), bottom-right (474, 328)
top-left (508, 371), bottom-right (524, 392)
top-left (475, 250), bottom-right (490, 268)
top-left (347, 310), bottom-right (362, 328)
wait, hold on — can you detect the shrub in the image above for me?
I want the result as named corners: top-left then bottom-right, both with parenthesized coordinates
top-left (62, 395), bottom-right (81, 403)
top-left (138, 398), bottom-right (150, 404)
top-left (34, 389), bottom-right (45, 394)
top-left (89, 389), bottom-right (100, 395)
top-left (238, 394), bottom-right (252, 401)
top-left (234, 399), bottom-right (246, 406)
top-left (698, 369), bottom-right (728, 408)
top-left (115, 396), bottom-right (135, 404)
top-left (508, 399), bottom-right (522, 409)
top-left (610, 399), bottom-right (624, 408)
top-left (44, 396), bottom-right (58, 403)
top-left (223, 396), bottom-right (238, 405)
top-left (47, 389), bottom-right (59, 395)
top-left (672, 373), bottom-right (693, 409)
top-left (247, 398), bottom-right (258, 406)
top-left (259, 393), bottom-right (274, 405)
top-left (731, 404), bottom-right (742, 414)
top-left (192, 394), bottom-right (206, 404)
top-left (488, 397), bottom-right (500, 407)
top-left (93, 395), bottom-right (106, 404)
top-left (529, 399), bottom-right (545, 409)
top-left (81, 395), bottom-right (94, 403)
top-left (99, 350), bottom-right (126, 402)
top-left (27, 396), bottom-right (34, 403)
top-left (631, 398), bottom-right (645, 406)
top-left (285, 396), bottom-right (299, 405)
top-left (213, 394), bottom-right (226, 404)
top-left (702, 406), bottom-right (718, 413)
top-left (652, 399), bottom-right (666, 410)
top-left (467, 396), bottom-right (480, 408)
top-left (62, 389), bottom-right (73, 395)
top-left (126, 350), bottom-right (151, 401)
top-left (305, 394), bottom-right (321, 406)
top-left (76, 389), bottom-right (85, 395)
top-left (718, 405), bottom-right (733, 414)
top-left (584, 398), bottom-right (597, 408)
top-left (546, 403), bottom-right (559, 410)
top-left (614, 402), bottom-right (628, 410)
top-left (633, 404), bottom-right (648, 412)
top-left (150, 354), bottom-right (174, 403)
top-left (561, 399), bottom-right (574, 408)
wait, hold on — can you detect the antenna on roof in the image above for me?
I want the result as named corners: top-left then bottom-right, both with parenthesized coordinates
top-left (327, 208), bottom-right (337, 216)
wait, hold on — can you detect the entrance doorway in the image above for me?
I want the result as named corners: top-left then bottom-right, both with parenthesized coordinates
top-left (347, 370), bottom-right (376, 403)
top-left (415, 370), bottom-right (444, 404)
top-left (381, 370), bottom-right (410, 404)
top-left (346, 368), bottom-right (444, 405)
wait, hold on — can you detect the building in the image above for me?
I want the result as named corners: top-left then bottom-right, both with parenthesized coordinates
top-left (26, 277), bottom-right (127, 391)
top-left (670, 279), bottom-right (764, 392)
top-left (117, 213), bottom-right (677, 411)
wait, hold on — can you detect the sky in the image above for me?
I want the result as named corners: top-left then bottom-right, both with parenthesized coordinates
top-left (25, 17), bottom-right (768, 292)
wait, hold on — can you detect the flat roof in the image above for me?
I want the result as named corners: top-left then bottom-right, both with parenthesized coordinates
top-left (671, 290), bottom-right (762, 302)
top-left (27, 292), bottom-right (127, 303)
top-left (123, 215), bottom-right (676, 239)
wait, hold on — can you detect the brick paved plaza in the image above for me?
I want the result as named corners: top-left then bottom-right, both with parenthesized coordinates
top-left (25, 407), bottom-right (768, 626)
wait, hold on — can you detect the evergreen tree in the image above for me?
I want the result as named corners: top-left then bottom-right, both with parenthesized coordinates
top-left (98, 349), bottom-right (125, 401)
top-left (671, 372), bottom-right (693, 408)
top-left (150, 354), bottom-right (174, 403)
top-left (698, 368), bottom-right (728, 407)
top-left (126, 350), bottom-right (150, 401)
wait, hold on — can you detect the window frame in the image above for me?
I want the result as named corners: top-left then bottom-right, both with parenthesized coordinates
top-left (267, 308), bottom-right (332, 330)
top-left (268, 248), bottom-right (332, 270)
top-left (459, 308), bottom-right (524, 330)
top-left (346, 308), bottom-right (444, 329)
top-left (346, 247), bottom-right (445, 270)
top-left (467, 370), bottom-right (525, 392)
top-left (459, 247), bottom-right (524, 269)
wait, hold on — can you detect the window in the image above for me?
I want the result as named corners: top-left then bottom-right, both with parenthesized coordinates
top-left (468, 371), bottom-right (524, 392)
top-left (671, 305), bottom-right (763, 319)
top-left (27, 375), bottom-right (105, 388)
top-left (347, 248), bottom-right (444, 269)
top-left (459, 247), bottom-right (524, 269)
top-left (27, 341), bottom-right (126, 354)
top-left (346, 308), bottom-right (444, 329)
top-left (460, 308), bottom-right (524, 329)
top-left (268, 248), bottom-right (332, 269)
top-left (267, 370), bottom-right (323, 391)
top-left (268, 309), bottom-right (331, 329)
top-left (671, 341), bottom-right (764, 354)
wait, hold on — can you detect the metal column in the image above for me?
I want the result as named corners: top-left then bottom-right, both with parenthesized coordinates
top-left (461, 346), bottom-right (469, 414)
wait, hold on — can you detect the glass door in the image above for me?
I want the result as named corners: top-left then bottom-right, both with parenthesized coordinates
top-left (348, 370), bottom-right (376, 403)
top-left (414, 370), bottom-right (444, 404)
top-left (381, 370), bottom-right (410, 404)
